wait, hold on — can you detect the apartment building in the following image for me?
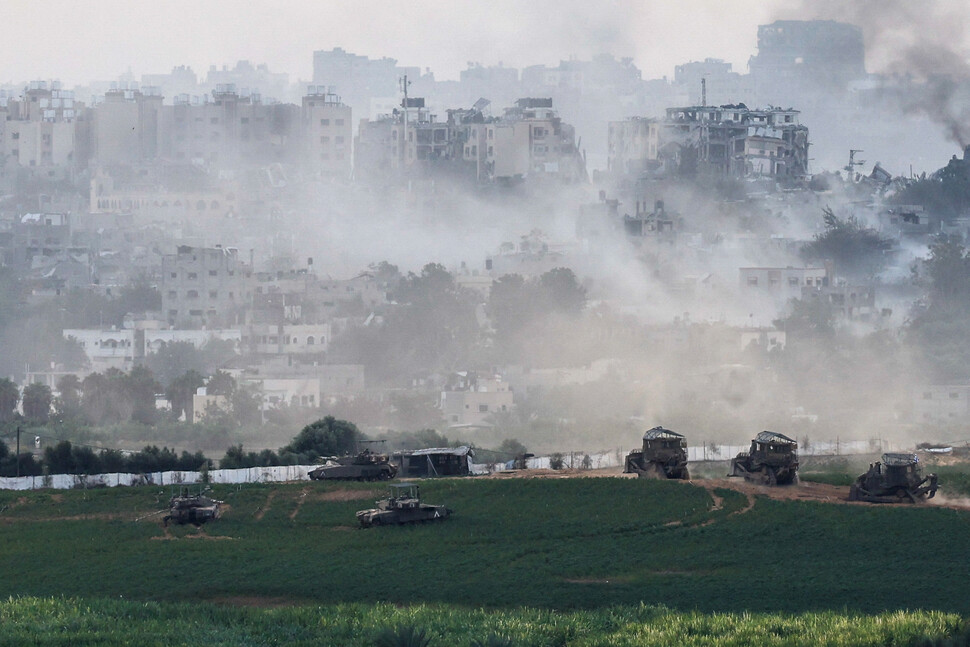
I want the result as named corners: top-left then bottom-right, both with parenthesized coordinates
top-left (160, 245), bottom-right (253, 328)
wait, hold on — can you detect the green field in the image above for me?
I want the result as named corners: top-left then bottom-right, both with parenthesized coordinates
top-left (1, 476), bottom-right (969, 645)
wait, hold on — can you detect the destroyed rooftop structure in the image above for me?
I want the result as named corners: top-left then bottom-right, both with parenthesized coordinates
top-left (608, 104), bottom-right (810, 180)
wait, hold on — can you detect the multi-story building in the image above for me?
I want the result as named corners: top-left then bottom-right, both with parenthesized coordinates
top-left (89, 167), bottom-right (240, 221)
top-left (302, 86), bottom-right (352, 177)
top-left (440, 372), bottom-right (515, 428)
top-left (739, 266), bottom-right (828, 296)
top-left (312, 47), bottom-right (419, 121)
top-left (673, 59), bottom-right (756, 107)
top-left (497, 98), bottom-right (585, 183)
top-left (748, 20), bottom-right (866, 95)
top-left (160, 245), bottom-right (253, 328)
top-left (156, 85), bottom-right (300, 167)
top-left (609, 104), bottom-right (810, 180)
top-left (607, 117), bottom-right (660, 175)
top-left (912, 384), bottom-right (970, 424)
top-left (91, 86), bottom-right (163, 165)
top-left (0, 81), bottom-right (87, 179)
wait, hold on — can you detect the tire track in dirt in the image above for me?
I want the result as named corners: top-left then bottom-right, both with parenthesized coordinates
top-left (254, 490), bottom-right (276, 521)
top-left (289, 489), bottom-right (309, 520)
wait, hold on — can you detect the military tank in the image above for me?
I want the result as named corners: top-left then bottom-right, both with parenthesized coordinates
top-left (308, 448), bottom-right (398, 481)
top-left (356, 483), bottom-right (451, 528)
top-left (624, 426), bottom-right (689, 479)
top-left (848, 453), bottom-right (938, 503)
top-left (163, 488), bottom-right (222, 527)
top-left (730, 431), bottom-right (799, 485)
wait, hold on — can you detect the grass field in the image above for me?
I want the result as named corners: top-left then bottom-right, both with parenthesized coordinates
top-left (1, 475), bottom-right (970, 645)
top-left (0, 597), bottom-right (965, 647)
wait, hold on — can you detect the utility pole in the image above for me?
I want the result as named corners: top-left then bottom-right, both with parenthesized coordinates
top-left (16, 426), bottom-right (21, 477)
top-left (400, 74), bottom-right (411, 167)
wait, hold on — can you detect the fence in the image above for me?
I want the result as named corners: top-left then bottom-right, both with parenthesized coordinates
top-left (0, 439), bottom-right (896, 490)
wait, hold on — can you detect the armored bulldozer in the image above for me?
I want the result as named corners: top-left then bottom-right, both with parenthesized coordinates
top-left (848, 453), bottom-right (938, 503)
top-left (730, 431), bottom-right (799, 485)
top-left (308, 448), bottom-right (398, 481)
top-left (356, 483), bottom-right (451, 528)
top-left (624, 426), bottom-right (689, 479)
top-left (163, 488), bottom-right (222, 527)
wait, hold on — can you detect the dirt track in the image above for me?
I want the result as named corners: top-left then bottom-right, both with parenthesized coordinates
top-left (485, 467), bottom-right (970, 511)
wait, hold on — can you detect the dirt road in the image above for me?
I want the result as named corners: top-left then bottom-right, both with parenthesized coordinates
top-left (484, 467), bottom-right (970, 511)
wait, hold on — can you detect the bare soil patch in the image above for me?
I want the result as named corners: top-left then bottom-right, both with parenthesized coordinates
top-left (315, 488), bottom-right (372, 502)
top-left (289, 489), bottom-right (309, 520)
top-left (254, 490), bottom-right (276, 520)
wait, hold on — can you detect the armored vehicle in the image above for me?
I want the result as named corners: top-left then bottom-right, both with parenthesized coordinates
top-left (356, 483), bottom-right (452, 528)
top-left (163, 488), bottom-right (222, 527)
top-left (308, 448), bottom-right (398, 481)
top-left (624, 426), bottom-right (689, 479)
top-left (848, 453), bottom-right (938, 503)
top-left (730, 431), bottom-right (799, 485)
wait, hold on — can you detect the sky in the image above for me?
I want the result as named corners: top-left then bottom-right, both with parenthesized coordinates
top-left (2, 0), bottom-right (800, 86)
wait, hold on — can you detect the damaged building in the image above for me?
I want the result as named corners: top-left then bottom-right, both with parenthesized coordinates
top-left (608, 104), bottom-right (810, 181)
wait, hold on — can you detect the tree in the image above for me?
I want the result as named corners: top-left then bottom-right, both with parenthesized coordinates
top-left (230, 382), bottom-right (263, 428)
top-left (907, 237), bottom-right (970, 381)
top-left (146, 341), bottom-right (206, 388)
top-left (54, 374), bottom-right (83, 421)
top-left (800, 207), bottom-right (893, 279)
top-left (207, 370), bottom-right (236, 397)
top-left (925, 235), bottom-right (970, 304)
top-left (537, 267), bottom-right (586, 315)
top-left (773, 297), bottom-right (836, 344)
top-left (21, 383), bottom-right (52, 422)
top-left (43, 440), bottom-right (76, 474)
top-left (488, 273), bottom-right (532, 338)
top-left (127, 366), bottom-right (162, 425)
top-left (0, 378), bottom-right (19, 422)
top-left (282, 416), bottom-right (362, 462)
top-left (166, 370), bottom-right (205, 422)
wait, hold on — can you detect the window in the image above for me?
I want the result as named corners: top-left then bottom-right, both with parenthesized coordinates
top-left (189, 309), bottom-right (202, 316)
top-left (950, 392), bottom-right (960, 399)
top-left (187, 290), bottom-right (199, 299)
top-left (335, 119), bottom-right (344, 126)
top-left (479, 404), bottom-right (488, 412)
top-left (320, 119), bottom-right (329, 126)
top-left (307, 336), bottom-right (315, 345)
top-left (209, 270), bottom-right (218, 276)
top-left (320, 136), bottom-right (329, 144)
top-left (188, 272), bottom-right (197, 279)
top-left (788, 277), bottom-right (799, 286)
top-left (170, 272), bottom-right (177, 278)
top-left (241, 117), bottom-right (249, 124)
top-left (209, 291), bottom-right (218, 299)
top-left (167, 291), bottom-right (176, 299)
top-left (747, 276), bottom-right (758, 286)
